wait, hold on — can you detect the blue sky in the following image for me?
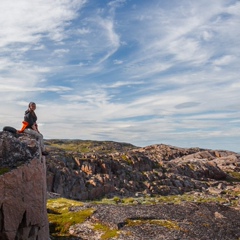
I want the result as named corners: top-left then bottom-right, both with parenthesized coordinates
top-left (0, 0), bottom-right (239, 152)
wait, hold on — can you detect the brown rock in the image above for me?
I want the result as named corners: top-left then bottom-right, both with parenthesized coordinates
top-left (45, 141), bottom-right (240, 201)
top-left (0, 131), bottom-right (49, 240)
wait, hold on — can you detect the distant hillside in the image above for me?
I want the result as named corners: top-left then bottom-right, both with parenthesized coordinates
top-left (45, 139), bottom-right (137, 153)
top-left (45, 139), bottom-right (240, 201)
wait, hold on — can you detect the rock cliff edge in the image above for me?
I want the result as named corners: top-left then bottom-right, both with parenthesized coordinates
top-left (0, 131), bottom-right (49, 240)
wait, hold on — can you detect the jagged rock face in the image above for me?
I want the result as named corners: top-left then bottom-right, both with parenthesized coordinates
top-left (0, 131), bottom-right (49, 240)
top-left (46, 141), bottom-right (240, 200)
top-left (0, 132), bottom-right (40, 168)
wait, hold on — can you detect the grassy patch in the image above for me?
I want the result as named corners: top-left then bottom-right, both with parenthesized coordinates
top-left (122, 197), bottom-right (136, 204)
top-left (113, 196), bottom-right (122, 204)
top-left (155, 194), bottom-right (226, 205)
top-left (46, 139), bottom-right (137, 154)
top-left (0, 167), bottom-right (10, 175)
top-left (126, 219), bottom-right (181, 231)
top-left (94, 193), bottom-right (231, 206)
top-left (47, 190), bottom-right (239, 237)
top-left (227, 171), bottom-right (240, 182)
top-left (49, 142), bottom-right (91, 153)
top-left (93, 223), bottom-right (119, 240)
top-left (47, 198), bottom-right (95, 237)
top-left (121, 155), bottom-right (132, 165)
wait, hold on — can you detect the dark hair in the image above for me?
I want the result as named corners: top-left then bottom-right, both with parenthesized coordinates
top-left (28, 102), bottom-right (36, 108)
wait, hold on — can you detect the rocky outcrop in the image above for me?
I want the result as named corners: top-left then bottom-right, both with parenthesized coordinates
top-left (46, 141), bottom-right (240, 239)
top-left (0, 131), bottom-right (49, 240)
top-left (45, 141), bottom-right (240, 201)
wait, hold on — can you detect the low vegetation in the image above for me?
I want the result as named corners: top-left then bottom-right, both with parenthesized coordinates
top-left (126, 218), bottom-right (181, 231)
top-left (48, 190), bottom-right (239, 238)
top-left (227, 171), bottom-right (240, 182)
top-left (93, 223), bottom-right (119, 239)
top-left (94, 192), bottom-right (236, 206)
top-left (45, 139), bottom-right (137, 153)
top-left (45, 141), bottom-right (239, 239)
top-left (47, 198), bottom-right (95, 237)
top-left (0, 167), bottom-right (10, 175)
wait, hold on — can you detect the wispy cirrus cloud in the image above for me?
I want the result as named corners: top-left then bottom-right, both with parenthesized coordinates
top-left (0, 0), bottom-right (87, 46)
top-left (0, 0), bottom-right (239, 152)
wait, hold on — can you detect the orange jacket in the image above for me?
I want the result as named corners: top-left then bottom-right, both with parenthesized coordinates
top-left (17, 121), bottom-right (29, 133)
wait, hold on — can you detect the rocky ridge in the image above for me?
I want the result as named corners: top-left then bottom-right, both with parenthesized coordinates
top-left (46, 140), bottom-right (240, 239)
top-left (45, 140), bottom-right (240, 201)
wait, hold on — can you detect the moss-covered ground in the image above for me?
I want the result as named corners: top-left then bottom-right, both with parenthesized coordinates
top-left (45, 139), bottom-right (136, 154)
top-left (126, 218), bottom-right (181, 230)
top-left (48, 190), bottom-right (239, 239)
top-left (93, 223), bottom-right (119, 239)
top-left (94, 192), bottom-right (238, 206)
top-left (47, 198), bottom-right (95, 237)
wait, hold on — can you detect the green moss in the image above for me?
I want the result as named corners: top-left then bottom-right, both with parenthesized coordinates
top-left (47, 198), bottom-right (83, 211)
top-left (93, 223), bottom-right (119, 240)
top-left (94, 193), bottom-right (230, 206)
top-left (49, 209), bottom-right (94, 235)
top-left (113, 196), bottom-right (122, 204)
top-left (0, 167), bottom-right (10, 175)
top-left (221, 190), bottom-right (240, 206)
top-left (47, 139), bottom-right (137, 154)
top-left (121, 155), bottom-right (132, 165)
top-left (122, 197), bottom-right (135, 204)
top-left (47, 198), bottom-right (95, 236)
top-left (50, 142), bottom-right (91, 153)
top-left (94, 198), bottom-right (117, 205)
top-left (47, 190), bottom-right (239, 238)
top-left (126, 219), bottom-right (181, 230)
top-left (227, 171), bottom-right (240, 182)
top-left (151, 194), bottom-right (228, 205)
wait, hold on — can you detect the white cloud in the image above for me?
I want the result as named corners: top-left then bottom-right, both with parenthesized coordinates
top-left (103, 80), bottom-right (144, 88)
top-left (113, 59), bottom-right (123, 65)
top-left (0, 84), bottom-right (72, 93)
top-left (0, 0), bottom-right (239, 152)
top-left (213, 55), bottom-right (236, 66)
top-left (0, 0), bottom-right (87, 47)
top-left (52, 49), bottom-right (70, 57)
top-left (77, 28), bottom-right (91, 34)
top-left (95, 17), bottom-right (121, 64)
top-left (167, 37), bottom-right (210, 64)
top-left (201, 30), bottom-right (214, 41)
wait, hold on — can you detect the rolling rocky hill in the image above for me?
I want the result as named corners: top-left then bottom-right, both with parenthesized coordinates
top-left (45, 139), bottom-right (240, 239)
top-left (45, 139), bottom-right (240, 201)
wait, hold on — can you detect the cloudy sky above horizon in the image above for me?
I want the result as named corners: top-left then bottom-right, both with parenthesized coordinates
top-left (0, 0), bottom-right (239, 152)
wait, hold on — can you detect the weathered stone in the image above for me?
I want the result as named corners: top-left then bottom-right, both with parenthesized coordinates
top-left (0, 131), bottom-right (49, 240)
top-left (68, 202), bottom-right (240, 240)
top-left (45, 141), bottom-right (240, 202)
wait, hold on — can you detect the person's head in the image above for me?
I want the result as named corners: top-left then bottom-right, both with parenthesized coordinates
top-left (28, 102), bottom-right (36, 111)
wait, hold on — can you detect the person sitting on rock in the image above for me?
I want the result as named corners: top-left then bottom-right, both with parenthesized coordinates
top-left (19, 102), bottom-right (48, 156)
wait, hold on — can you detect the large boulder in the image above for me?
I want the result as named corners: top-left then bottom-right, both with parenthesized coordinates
top-left (0, 131), bottom-right (49, 240)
